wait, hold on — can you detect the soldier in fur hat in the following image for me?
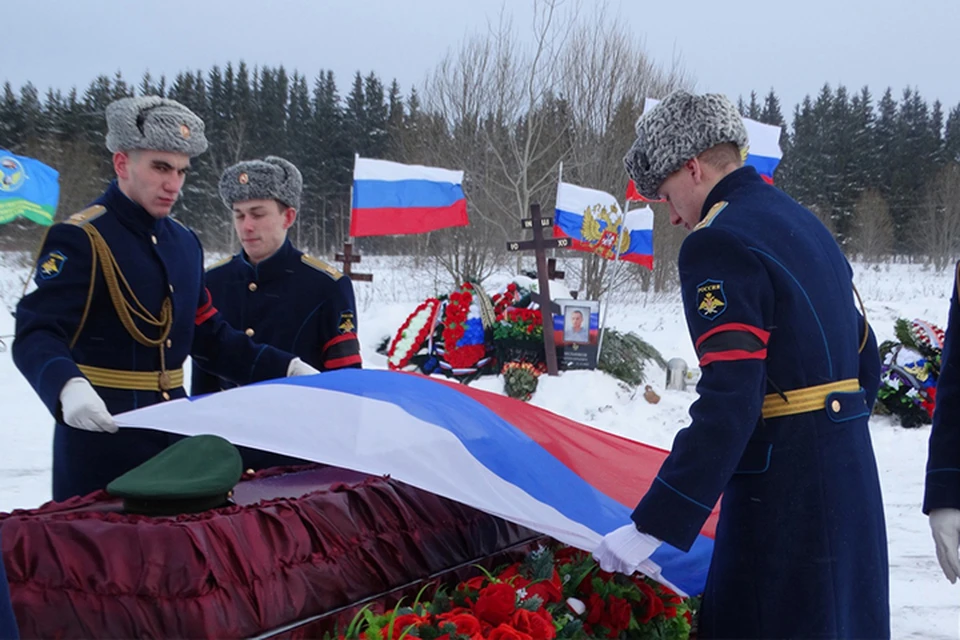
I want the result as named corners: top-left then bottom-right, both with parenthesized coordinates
top-left (192, 156), bottom-right (361, 470)
top-left (593, 90), bottom-right (889, 638)
top-left (13, 97), bottom-right (320, 502)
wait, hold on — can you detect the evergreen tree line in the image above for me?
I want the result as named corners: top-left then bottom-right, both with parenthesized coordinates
top-left (2, 62), bottom-right (959, 271)
top-left (740, 86), bottom-right (960, 264)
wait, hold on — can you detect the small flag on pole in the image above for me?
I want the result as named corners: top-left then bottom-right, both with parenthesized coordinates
top-left (0, 149), bottom-right (59, 226)
top-left (350, 156), bottom-right (469, 237)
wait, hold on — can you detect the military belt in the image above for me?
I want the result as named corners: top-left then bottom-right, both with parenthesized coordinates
top-left (761, 378), bottom-right (860, 419)
top-left (78, 364), bottom-right (183, 392)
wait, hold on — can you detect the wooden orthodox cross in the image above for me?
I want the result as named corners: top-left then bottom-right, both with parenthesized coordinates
top-left (506, 202), bottom-right (571, 376)
top-left (335, 242), bottom-right (373, 282)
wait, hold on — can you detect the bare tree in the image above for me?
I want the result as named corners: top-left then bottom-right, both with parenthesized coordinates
top-left (187, 120), bottom-right (254, 253)
top-left (557, 12), bottom-right (691, 299)
top-left (912, 163), bottom-right (960, 271)
top-left (849, 188), bottom-right (894, 262)
top-left (412, 0), bottom-right (692, 288)
top-left (410, 0), bottom-right (579, 283)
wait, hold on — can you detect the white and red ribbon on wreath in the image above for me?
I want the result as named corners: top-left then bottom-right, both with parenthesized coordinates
top-left (911, 319), bottom-right (945, 353)
top-left (387, 298), bottom-right (442, 370)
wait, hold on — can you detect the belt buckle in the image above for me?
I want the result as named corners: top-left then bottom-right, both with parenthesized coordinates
top-left (158, 371), bottom-right (172, 391)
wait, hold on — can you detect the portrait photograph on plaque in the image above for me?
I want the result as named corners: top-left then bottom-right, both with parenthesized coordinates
top-left (553, 299), bottom-right (600, 369)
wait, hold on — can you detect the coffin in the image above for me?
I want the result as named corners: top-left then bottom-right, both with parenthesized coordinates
top-left (0, 465), bottom-right (541, 639)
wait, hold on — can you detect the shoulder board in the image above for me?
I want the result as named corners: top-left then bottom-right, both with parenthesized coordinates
top-left (64, 205), bottom-right (106, 227)
top-left (301, 254), bottom-right (343, 280)
top-left (205, 256), bottom-right (233, 272)
top-left (693, 201), bottom-right (728, 232)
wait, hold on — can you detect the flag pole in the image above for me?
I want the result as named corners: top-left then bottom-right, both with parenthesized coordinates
top-left (554, 161), bottom-right (563, 267)
top-left (347, 154), bottom-right (359, 246)
top-left (596, 198), bottom-right (630, 361)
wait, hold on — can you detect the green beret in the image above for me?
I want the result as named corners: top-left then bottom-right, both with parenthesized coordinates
top-left (106, 435), bottom-right (242, 516)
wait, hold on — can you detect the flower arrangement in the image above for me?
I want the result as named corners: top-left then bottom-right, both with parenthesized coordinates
top-left (502, 361), bottom-right (542, 401)
top-left (387, 299), bottom-right (442, 371)
top-left (493, 308), bottom-right (544, 343)
top-left (326, 543), bottom-right (695, 640)
top-left (877, 318), bottom-right (945, 428)
top-left (437, 283), bottom-right (491, 374)
top-left (492, 283), bottom-right (522, 320)
top-left (382, 279), bottom-right (552, 382)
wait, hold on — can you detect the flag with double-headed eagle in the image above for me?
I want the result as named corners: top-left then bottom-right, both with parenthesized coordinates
top-left (554, 181), bottom-right (653, 268)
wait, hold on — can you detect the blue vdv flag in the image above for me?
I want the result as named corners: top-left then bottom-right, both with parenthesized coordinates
top-left (0, 149), bottom-right (59, 226)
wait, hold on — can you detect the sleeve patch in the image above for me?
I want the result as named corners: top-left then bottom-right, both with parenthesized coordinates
top-left (338, 311), bottom-right (356, 334)
top-left (696, 279), bottom-right (727, 320)
top-left (38, 251), bottom-right (67, 279)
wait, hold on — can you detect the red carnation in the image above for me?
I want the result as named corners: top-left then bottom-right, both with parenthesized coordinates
top-left (498, 564), bottom-right (532, 590)
top-left (585, 593), bottom-right (605, 626)
top-left (382, 612), bottom-right (428, 639)
top-left (635, 581), bottom-right (665, 623)
top-left (461, 575), bottom-right (487, 592)
top-left (474, 582), bottom-right (518, 626)
top-left (442, 612), bottom-right (483, 636)
top-left (553, 546), bottom-right (586, 565)
top-left (510, 608), bottom-right (556, 640)
top-left (525, 571), bottom-right (563, 604)
top-left (577, 574), bottom-right (594, 596)
top-left (487, 624), bottom-right (533, 640)
top-left (601, 595), bottom-right (632, 637)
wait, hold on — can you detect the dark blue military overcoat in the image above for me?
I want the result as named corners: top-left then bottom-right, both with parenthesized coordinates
top-left (925, 265), bottom-right (960, 512)
top-left (14, 181), bottom-right (293, 501)
top-left (631, 167), bottom-right (889, 639)
top-left (191, 238), bottom-right (360, 469)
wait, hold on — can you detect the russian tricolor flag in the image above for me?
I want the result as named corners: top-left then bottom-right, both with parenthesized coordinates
top-left (554, 181), bottom-right (654, 269)
top-left (116, 369), bottom-right (716, 597)
top-left (626, 98), bottom-right (784, 201)
top-left (350, 156), bottom-right (469, 237)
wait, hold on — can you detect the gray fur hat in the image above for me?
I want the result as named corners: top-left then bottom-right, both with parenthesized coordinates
top-left (623, 90), bottom-right (748, 200)
top-left (105, 96), bottom-right (208, 157)
top-left (219, 156), bottom-right (303, 211)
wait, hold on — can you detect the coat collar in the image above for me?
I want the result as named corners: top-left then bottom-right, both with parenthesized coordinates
top-left (700, 166), bottom-right (764, 222)
top-left (237, 238), bottom-right (299, 282)
top-left (99, 180), bottom-right (166, 236)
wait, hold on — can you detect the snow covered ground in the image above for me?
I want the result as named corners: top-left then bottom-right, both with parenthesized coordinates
top-left (0, 252), bottom-right (957, 638)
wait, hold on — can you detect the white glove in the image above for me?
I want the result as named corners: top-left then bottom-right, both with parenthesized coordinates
top-left (930, 508), bottom-right (960, 582)
top-left (286, 357), bottom-right (320, 377)
top-left (60, 377), bottom-right (118, 433)
top-left (593, 523), bottom-right (662, 575)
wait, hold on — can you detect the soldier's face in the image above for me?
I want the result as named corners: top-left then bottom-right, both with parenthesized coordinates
top-left (115, 150), bottom-right (190, 218)
top-left (658, 159), bottom-right (709, 230)
top-left (232, 199), bottom-right (297, 264)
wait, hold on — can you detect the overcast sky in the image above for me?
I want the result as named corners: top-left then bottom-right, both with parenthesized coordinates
top-left (4, 0), bottom-right (958, 121)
